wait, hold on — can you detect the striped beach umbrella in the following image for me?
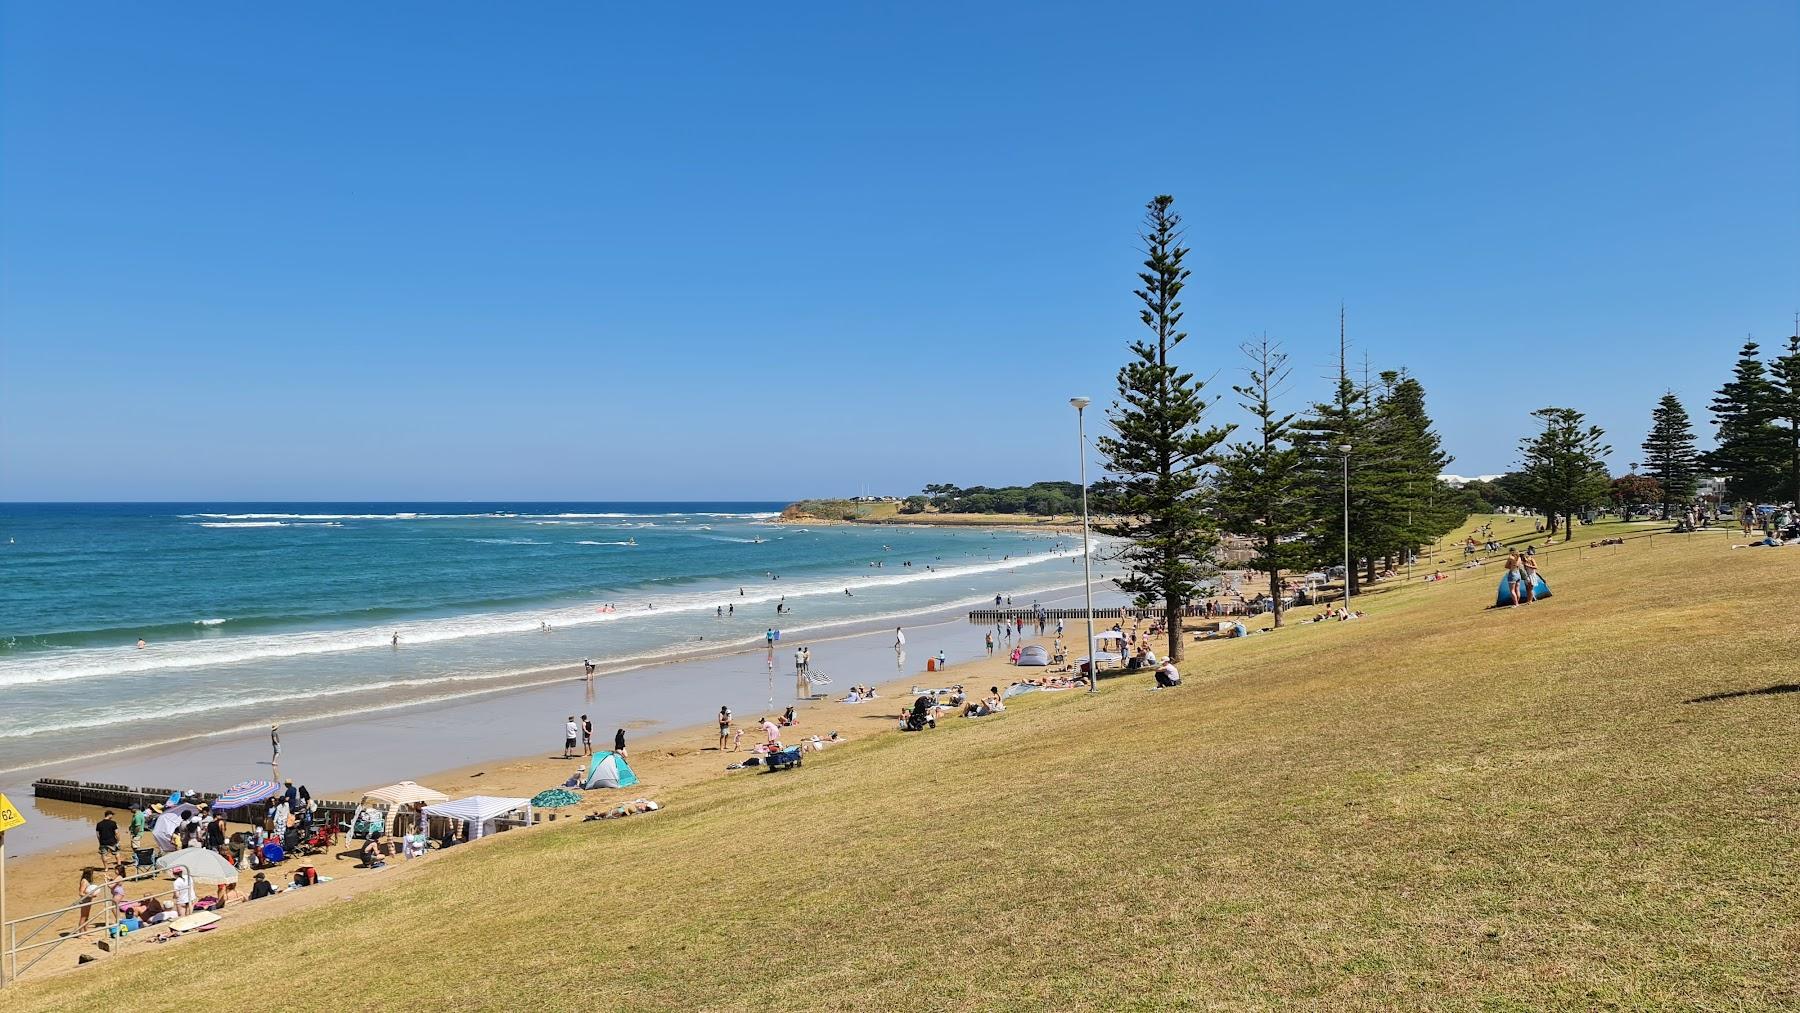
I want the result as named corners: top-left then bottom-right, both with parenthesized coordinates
top-left (211, 779), bottom-right (282, 811)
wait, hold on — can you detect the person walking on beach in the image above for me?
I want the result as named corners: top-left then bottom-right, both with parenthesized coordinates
top-left (985, 631), bottom-right (994, 656)
top-left (581, 714), bottom-right (594, 756)
top-left (894, 627), bottom-right (906, 650)
top-left (95, 810), bottom-right (120, 864)
top-left (614, 727), bottom-right (627, 759)
top-left (719, 706), bottom-right (733, 751)
top-left (563, 716), bottom-right (579, 759)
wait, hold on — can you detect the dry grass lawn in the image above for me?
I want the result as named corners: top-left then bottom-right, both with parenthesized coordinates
top-left (9, 517), bottom-right (1798, 1011)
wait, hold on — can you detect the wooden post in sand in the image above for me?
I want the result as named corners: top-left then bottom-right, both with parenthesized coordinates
top-left (1, 828), bottom-right (8, 987)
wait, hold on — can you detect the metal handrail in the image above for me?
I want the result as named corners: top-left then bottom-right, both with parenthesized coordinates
top-left (5, 869), bottom-right (175, 981)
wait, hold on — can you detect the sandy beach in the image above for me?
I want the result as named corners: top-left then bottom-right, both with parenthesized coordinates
top-left (3, 590), bottom-right (1121, 978)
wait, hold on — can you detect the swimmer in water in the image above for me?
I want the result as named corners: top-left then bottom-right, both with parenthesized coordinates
top-left (136, 638), bottom-right (147, 649)
top-left (392, 632), bottom-right (400, 646)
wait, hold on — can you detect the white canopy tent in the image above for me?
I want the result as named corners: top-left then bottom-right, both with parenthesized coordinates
top-left (365, 781), bottom-right (449, 807)
top-left (350, 781), bottom-right (450, 840)
top-left (422, 795), bottom-right (533, 842)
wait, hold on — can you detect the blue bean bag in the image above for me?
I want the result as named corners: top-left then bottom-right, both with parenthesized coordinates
top-left (1495, 572), bottom-right (1550, 606)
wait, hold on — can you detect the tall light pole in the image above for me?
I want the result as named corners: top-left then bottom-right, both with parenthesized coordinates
top-left (1072, 397), bottom-right (1099, 694)
top-left (1339, 444), bottom-right (1352, 606)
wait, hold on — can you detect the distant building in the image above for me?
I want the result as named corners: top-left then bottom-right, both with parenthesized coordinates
top-left (1439, 473), bottom-right (1504, 488)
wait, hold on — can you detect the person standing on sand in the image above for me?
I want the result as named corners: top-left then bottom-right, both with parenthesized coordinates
top-left (614, 727), bottom-right (627, 759)
top-left (719, 706), bottom-right (733, 751)
top-left (985, 631), bottom-right (994, 656)
top-left (95, 809), bottom-right (120, 865)
top-left (75, 868), bottom-right (102, 933)
top-left (563, 716), bottom-right (579, 759)
top-left (171, 866), bottom-right (195, 918)
top-left (581, 714), bottom-right (594, 756)
top-left (894, 627), bottom-right (906, 650)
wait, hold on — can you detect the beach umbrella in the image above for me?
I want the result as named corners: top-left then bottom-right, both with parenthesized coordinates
top-left (155, 847), bottom-right (239, 884)
top-left (211, 780), bottom-right (282, 811)
top-left (530, 788), bottom-right (582, 808)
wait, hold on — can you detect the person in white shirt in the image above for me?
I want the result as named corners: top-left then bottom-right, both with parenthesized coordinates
top-left (171, 867), bottom-right (195, 916)
top-left (1154, 660), bottom-right (1181, 689)
top-left (563, 716), bottom-right (579, 759)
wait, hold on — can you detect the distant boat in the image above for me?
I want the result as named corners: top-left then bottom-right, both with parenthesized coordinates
top-left (625, 538), bottom-right (637, 546)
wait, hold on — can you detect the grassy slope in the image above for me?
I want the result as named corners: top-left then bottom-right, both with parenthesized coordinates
top-left (13, 519), bottom-right (1799, 1011)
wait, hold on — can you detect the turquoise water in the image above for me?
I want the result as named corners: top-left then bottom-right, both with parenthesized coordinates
top-left (0, 503), bottom-right (1087, 772)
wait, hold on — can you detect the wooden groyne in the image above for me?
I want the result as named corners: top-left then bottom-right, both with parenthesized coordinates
top-left (33, 777), bottom-right (359, 826)
top-left (968, 606), bottom-right (1184, 624)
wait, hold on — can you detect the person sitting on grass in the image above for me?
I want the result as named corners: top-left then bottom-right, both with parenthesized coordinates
top-left (1154, 660), bottom-right (1181, 689)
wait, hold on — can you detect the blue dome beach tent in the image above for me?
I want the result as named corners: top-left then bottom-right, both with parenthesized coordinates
top-left (1495, 571), bottom-right (1551, 606)
top-left (583, 750), bottom-right (638, 790)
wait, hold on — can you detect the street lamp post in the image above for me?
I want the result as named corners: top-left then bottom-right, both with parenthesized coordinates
top-left (1339, 444), bottom-right (1352, 606)
top-left (1072, 397), bottom-right (1099, 694)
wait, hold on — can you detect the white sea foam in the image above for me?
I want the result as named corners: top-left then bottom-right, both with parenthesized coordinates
top-left (0, 545), bottom-right (1087, 689)
top-left (192, 618), bottom-right (229, 626)
top-left (575, 540), bottom-right (633, 546)
top-left (197, 521), bottom-right (288, 528)
top-left (178, 510), bottom-right (781, 521)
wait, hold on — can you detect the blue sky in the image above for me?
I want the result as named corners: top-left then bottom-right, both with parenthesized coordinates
top-left (1, 2), bottom-right (1794, 500)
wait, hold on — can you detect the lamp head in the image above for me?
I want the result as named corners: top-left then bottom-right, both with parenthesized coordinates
top-left (1070, 397), bottom-right (1091, 410)
top-left (1337, 443), bottom-right (1352, 454)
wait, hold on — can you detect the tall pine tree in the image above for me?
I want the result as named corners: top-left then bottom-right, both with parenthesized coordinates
top-left (1769, 329), bottom-right (1800, 506)
top-left (1370, 371), bottom-right (1457, 568)
top-left (1640, 392), bottom-right (1699, 515)
top-left (1214, 336), bottom-right (1313, 628)
top-left (1096, 195), bottom-right (1232, 662)
top-left (1293, 311), bottom-right (1387, 596)
top-left (1518, 408), bottom-right (1612, 541)
top-left (1704, 339), bottom-right (1784, 503)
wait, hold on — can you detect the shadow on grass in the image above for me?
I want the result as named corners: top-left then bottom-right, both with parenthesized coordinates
top-left (1683, 684), bottom-right (1800, 704)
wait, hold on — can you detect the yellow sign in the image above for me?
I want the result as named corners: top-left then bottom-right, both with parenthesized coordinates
top-left (0, 792), bottom-right (26, 832)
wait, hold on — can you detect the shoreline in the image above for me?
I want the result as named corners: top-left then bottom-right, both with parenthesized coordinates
top-left (3, 579), bottom-right (1119, 849)
top-left (0, 595), bottom-right (1112, 979)
top-left (0, 542), bottom-right (1101, 783)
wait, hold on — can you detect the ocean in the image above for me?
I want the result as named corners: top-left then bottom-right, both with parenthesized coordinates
top-left (0, 503), bottom-right (1089, 775)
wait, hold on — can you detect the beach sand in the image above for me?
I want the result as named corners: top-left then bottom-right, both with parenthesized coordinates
top-left (2, 607), bottom-right (1115, 979)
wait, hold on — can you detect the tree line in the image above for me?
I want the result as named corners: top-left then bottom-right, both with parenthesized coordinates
top-left (1459, 332), bottom-right (1800, 525)
top-left (1090, 195), bottom-right (1473, 655)
top-left (902, 482), bottom-right (1083, 516)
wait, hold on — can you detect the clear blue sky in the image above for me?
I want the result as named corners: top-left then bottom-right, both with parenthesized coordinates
top-left (2, 2), bottom-right (1794, 500)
